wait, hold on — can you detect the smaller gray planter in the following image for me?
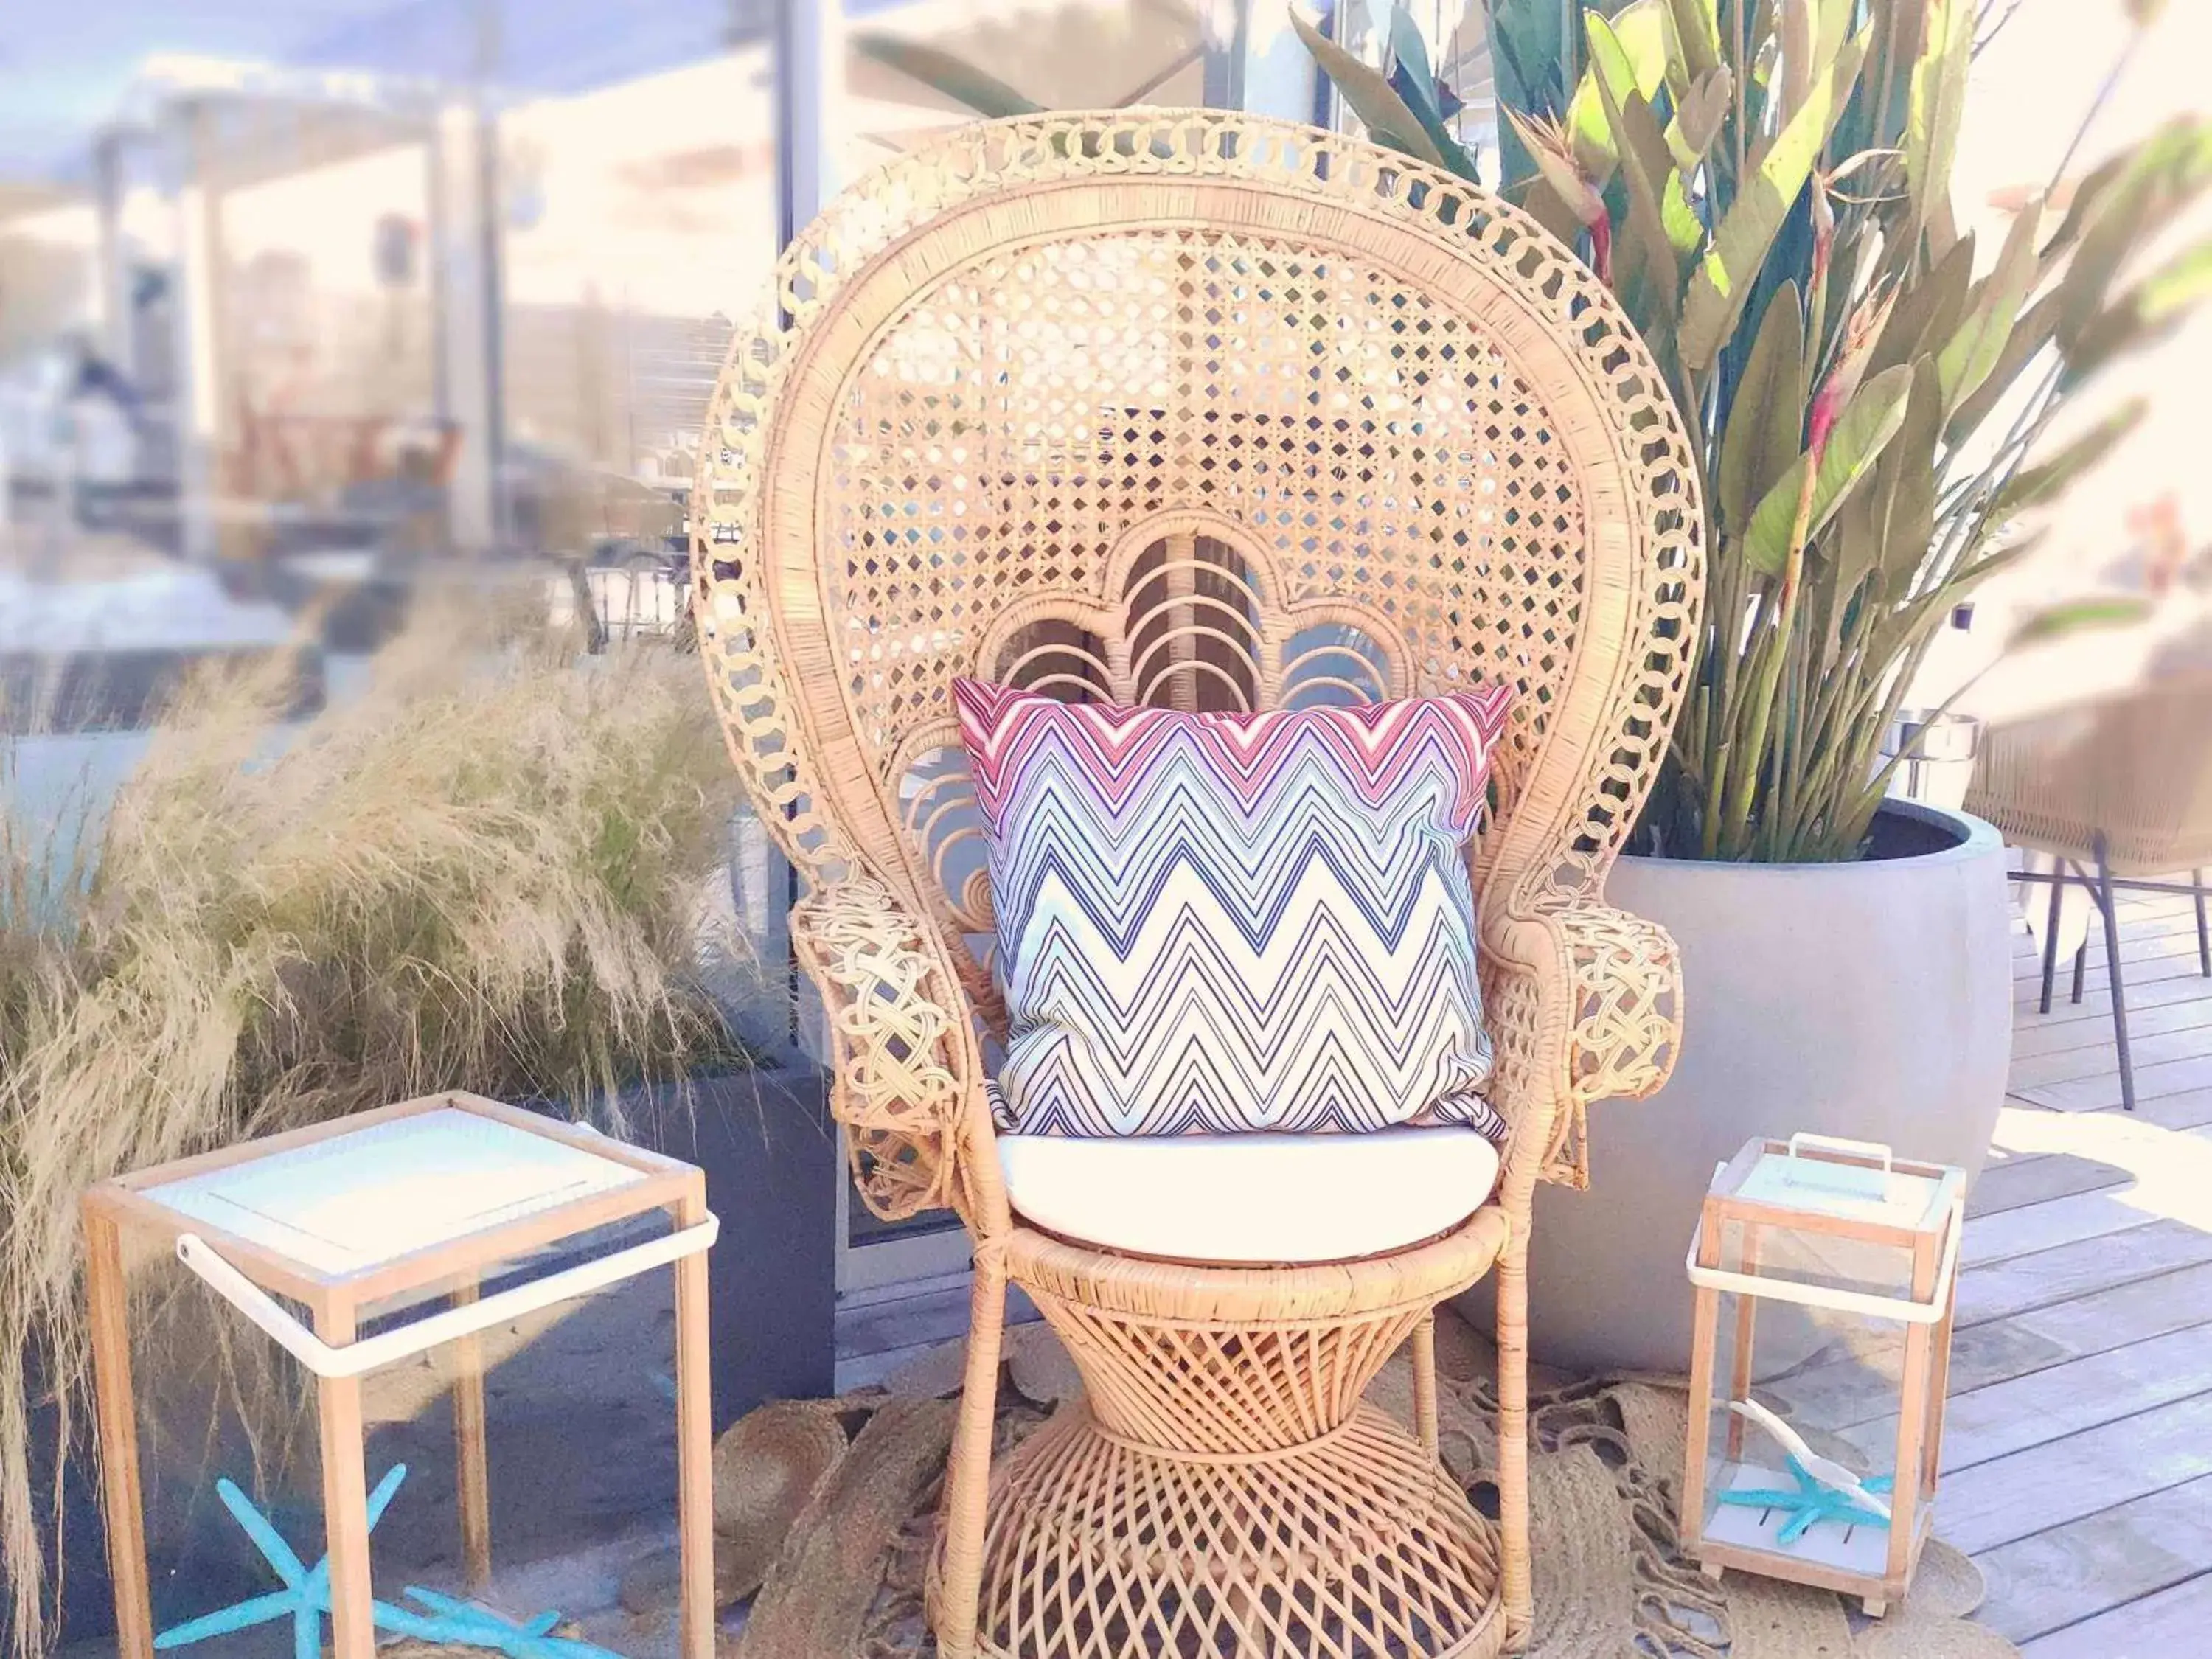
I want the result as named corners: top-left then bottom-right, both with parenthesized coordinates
top-left (1461, 800), bottom-right (2013, 1377)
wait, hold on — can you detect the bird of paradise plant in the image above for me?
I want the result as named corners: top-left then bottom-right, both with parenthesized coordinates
top-left (1300, 0), bottom-right (2210, 859)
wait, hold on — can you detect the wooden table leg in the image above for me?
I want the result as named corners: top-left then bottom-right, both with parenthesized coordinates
top-left (83, 1202), bottom-right (155, 1659)
top-left (317, 1304), bottom-right (376, 1659)
top-left (673, 1186), bottom-right (716, 1659)
top-left (450, 1278), bottom-right (493, 1589)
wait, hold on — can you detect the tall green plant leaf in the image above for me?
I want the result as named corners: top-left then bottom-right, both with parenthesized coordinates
top-left (2006, 597), bottom-right (2152, 650)
top-left (1945, 288), bottom-right (2059, 442)
top-left (1989, 398), bottom-right (2146, 519)
top-left (2056, 122), bottom-right (2212, 351)
top-left (1385, 7), bottom-right (1483, 180)
top-left (1717, 281), bottom-right (1806, 538)
top-left (1488, 0), bottom-right (1572, 189)
top-left (2065, 236), bottom-right (2212, 381)
top-left (1666, 0), bottom-right (1723, 83)
top-left (1292, 10), bottom-right (1448, 167)
top-left (1743, 361), bottom-right (1916, 574)
top-left (1868, 356), bottom-right (1944, 588)
top-left (1903, 0), bottom-right (1972, 242)
top-left (1870, 232), bottom-right (1975, 379)
top-left (1568, 0), bottom-right (1672, 181)
top-left (1680, 29), bottom-right (1866, 373)
top-left (849, 34), bottom-right (1043, 118)
top-left (1938, 202), bottom-right (2041, 411)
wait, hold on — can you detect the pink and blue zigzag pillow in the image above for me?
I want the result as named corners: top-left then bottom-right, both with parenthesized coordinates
top-left (953, 680), bottom-right (1513, 1144)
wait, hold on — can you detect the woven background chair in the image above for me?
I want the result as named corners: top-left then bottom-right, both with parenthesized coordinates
top-left (690, 113), bottom-right (1703, 1659)
top-left (1966, 672), bottom-right (2212, 1112)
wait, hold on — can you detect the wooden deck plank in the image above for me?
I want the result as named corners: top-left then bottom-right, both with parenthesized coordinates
top-left (1979, 1476), bottom-right (2212, 1646)
top-left (1767, 1258), bottom-right (2212, 1429)
top-left (1955, 1218), bottom-right (2212, 1327)
top-left (2017, 1051), bottom-right (2212, 1112)
top-left (2012, 1080), bottom-right (2212, 1126)
top-left (2015, 1561), bottom-right (2212, 1656)
top-left (1840, 1321), bottom-right (2212, 1475)
top-left (1938, 1391), bottom-right (2212, 1554)
top-left (2008, 995), bottom-right (2212, 1060)
top-left (1960, 1185), bottom-right (2162, 1267)
top-left (1965, 1151), bottom-right (2130, 1218)
top-left (2006, 963), bottom-right (2212, 1026)
top-left (2011, 1022), bottom-right (2212, 1088)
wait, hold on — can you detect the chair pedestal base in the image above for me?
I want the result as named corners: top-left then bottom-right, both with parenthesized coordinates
top-left (938, 1400), bottom-right (1505, 1659)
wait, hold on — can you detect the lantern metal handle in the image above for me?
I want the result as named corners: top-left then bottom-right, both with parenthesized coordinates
top-left (1784, 1132), bottom-right (1892, 1172)
top-left (174, 1217), bottom-right (719, 1379)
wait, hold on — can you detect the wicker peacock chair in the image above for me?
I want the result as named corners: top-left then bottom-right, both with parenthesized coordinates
top-left (691, 114), bottom-right (1703, 1659)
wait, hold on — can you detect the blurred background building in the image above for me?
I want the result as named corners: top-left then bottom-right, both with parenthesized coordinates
top-left (3, 3), bottom-right (2202, 710)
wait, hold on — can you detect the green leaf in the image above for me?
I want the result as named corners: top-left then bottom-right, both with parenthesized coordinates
top-left (2063, 237), bottom-right (2212, 385)
top-left (1717, 281), bottom-right (1806, 539)
top-left (1904, 0), bottom-right (1972, 243)
top-left (849, 33), bottom-right (1043, 118)
top-left (1666, 0), bottom-right (1723, 83)
top-left (1385, 7), bottom-right (1483, 181)
top-left (1743, 361), bottom-right (1916, 574)
top-left (1292, 10), bottom-right (1448, 167)
top-left (1945, 288), bottom-right (2059, 442)
top-left (1869, 232), bottom-right (1975, 380)
top-left (2056, 122), bottom-right (2212, 352)
top-left (1667, 66), bottom-right (1734, 170)
top-left (1568, 1), bottom-right (1672, 182)
top-left (1938, 202), bottom-right (2041, 411)
top-left (1488, 0), bottom-right (1572, 190)
top-left (1680, 29), bottom-right (1867, 373)
top-left (2006, 597), bottom-right (2152, 651)
top-left (1989, 398), bottom-right (2147, 519)
top-left (1595, 71), bottom-right (1695, 312)
top-left (1870, 356), bottom-right (1944, 586)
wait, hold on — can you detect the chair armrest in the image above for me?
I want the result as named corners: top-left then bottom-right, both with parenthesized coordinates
top-left (1481, 904), bottom-right (1683, 1191)
top-left (791, 874), bottom-right (999, 1228)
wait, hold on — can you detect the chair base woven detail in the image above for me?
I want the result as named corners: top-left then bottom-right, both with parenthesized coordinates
top-left (935, 1400), bottom-right (1505, 1659)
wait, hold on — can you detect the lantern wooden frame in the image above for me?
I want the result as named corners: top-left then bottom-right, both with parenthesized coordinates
top-left (1680, 1134), bottom-right (1964, 1617)
top-left (82, 1092), bottom-right (720, 1659)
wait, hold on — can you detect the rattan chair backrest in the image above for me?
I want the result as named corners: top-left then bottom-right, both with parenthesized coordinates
top-left (692, 112), bottom-right (1701, 1039)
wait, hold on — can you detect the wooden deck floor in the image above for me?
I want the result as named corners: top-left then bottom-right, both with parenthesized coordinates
top-left (1943, 881), bottom-right (2212, 1654)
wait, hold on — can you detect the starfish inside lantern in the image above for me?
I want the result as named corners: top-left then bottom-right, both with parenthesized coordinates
top-left (1714, 1399), bottom-right (1895, 1546)
top-left (153, 1464), bottom-right (622, 1659)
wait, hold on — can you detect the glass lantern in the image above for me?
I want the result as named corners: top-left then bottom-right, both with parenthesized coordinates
top-left (81, 1093), bottom-right (721, 1659)
top-left (1680, 1133), bottom-right (1964, 1617)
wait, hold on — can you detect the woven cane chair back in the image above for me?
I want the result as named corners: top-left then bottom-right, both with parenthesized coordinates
top-left (693, 114), bottom-right (1701, 1197)
top-left (1968, 672), bottom-right (2212, 875)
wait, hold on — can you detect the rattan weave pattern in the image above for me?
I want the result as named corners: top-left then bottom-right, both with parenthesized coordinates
top-left (692, 112), bottom-right (1703, 1659)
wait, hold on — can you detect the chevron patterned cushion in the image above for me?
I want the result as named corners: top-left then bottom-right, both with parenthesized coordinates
top-left (955, 680), bottom-right (1512, 1142)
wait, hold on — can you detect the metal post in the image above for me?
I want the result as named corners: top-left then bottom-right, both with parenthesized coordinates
top-left (2094, 833), bottom-right (2136, 1113)
top-left (2039, 861), bottom-right (2063, 1015)
top-left (168, 99), bottom-right (226, 563)
top-left (2194, 868), bottom-right (2209, 978)
top-left (429, 101), bottom-right (504, 552)
top-left (93, 131), bottom-right (136, 381)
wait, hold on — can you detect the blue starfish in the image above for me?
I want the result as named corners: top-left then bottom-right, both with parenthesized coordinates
top-left (155, 1464), bottom-right (409, 1659)
top-left (391, 1587), bottom-right (626, 1659)
top-left (154, 1463), bottom-right (627, 1659)
top-left (1717, 1453), bottom-right (1896, 1546)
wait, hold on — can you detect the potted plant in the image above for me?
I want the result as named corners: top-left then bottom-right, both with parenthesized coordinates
top-left (1299, 0), bottom-right (2211, 1369)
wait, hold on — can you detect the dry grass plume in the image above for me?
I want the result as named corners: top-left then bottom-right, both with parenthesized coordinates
top-left (0, 608), bottom-right (751, 1657)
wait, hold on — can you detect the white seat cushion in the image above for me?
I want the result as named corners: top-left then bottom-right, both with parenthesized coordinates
top-left (998, 1125), bottom-right (1501, 1265)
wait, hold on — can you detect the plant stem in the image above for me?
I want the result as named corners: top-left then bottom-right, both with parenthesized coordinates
top-left (2045, 24), bottom-right (2146, 198)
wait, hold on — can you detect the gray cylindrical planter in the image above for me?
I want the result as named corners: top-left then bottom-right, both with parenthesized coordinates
top-left (1462, 800), bottom-right (2013, 1377)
